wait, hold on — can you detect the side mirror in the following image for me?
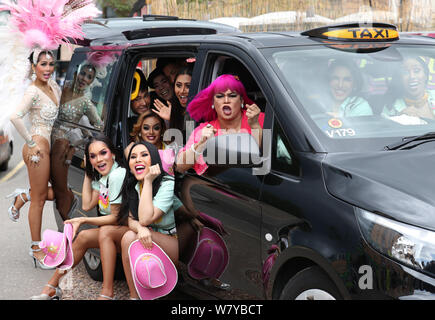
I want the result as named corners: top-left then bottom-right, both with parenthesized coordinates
top-left (203, 133), bottom-right (263, 168)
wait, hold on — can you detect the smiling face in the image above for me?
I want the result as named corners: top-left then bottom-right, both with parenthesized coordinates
top-left (33, 53), bottom-right (55, 83)
top-left (140, 115), bottom-right (162, 146)
top-left (153, 74), bottom-right (174, 101)
top-left (88, 141), bottom-right (114, 176)
top-left (76, 65), bottom-right (96, 91)
top-left (213, 89), bottom-right (243, 121)
top-left (329, 66), bottom-right (354, 104)
top-left (131, 90), bottom-right (150, 115)
top-left (401, 58), bottom-right (427, 99)
top-left (174, 74), bottom-right (191, 108)
top-left (129, 144), bottom-right (152, 181)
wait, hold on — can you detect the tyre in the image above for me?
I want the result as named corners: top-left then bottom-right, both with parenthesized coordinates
top-left (84, 250), bottom-right (103, 282)
top-left (0, 160), bottom-right (8, 171)
top-left (279, 266), bottom-right (342, 300)
top-left (83, 250), bottom-right (126, 282)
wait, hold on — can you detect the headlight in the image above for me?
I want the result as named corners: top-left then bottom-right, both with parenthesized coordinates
top-left (356, 208), bottom-right (435, 277)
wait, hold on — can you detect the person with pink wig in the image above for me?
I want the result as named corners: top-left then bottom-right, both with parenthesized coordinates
top-left (176, 74), bottom-right (264, 175)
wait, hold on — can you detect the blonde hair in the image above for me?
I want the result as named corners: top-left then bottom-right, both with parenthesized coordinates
top-left (130, 110), bottom-right (166, 143)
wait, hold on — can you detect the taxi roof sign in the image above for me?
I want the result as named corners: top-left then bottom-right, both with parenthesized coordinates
top-left (301, 22), bottom-right (399, 42)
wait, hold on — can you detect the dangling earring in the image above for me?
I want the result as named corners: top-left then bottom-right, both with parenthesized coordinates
top-left (211, 104), bottom-right (215, 109)
top-left (31, 71), bottom-right (36, 82)
top-left (241, 103), bottom-right (244, 109)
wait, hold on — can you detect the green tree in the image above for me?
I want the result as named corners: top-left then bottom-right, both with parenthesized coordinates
top-left (98, 0), bottom-right (137, 17)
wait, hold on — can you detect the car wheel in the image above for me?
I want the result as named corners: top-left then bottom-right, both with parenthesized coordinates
top-left (0, 160), bottom-right (8, 171)
top-left (279, 266), bottom-right (342, 300)
top-left (83, 250), bottom-right (103, 282)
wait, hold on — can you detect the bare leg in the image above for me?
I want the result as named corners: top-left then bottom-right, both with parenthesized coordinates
top-left (121, 229), bottom-right (179, 299)
top-left (39, 228), bottom-right (100, 297)
top-left (98, 225), bottom-right (129, 299)
top-left (50, 138), bottom-right (75, 220)
top-left (23, 137), bottom-right (51, 262)
top-left (12, 186), bottom-right (55, 213)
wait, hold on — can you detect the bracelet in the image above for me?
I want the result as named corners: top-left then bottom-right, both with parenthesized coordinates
top-left (26, 139), bottom-right (37, 148)
top-left (190, 143), bottom-right (202, 156)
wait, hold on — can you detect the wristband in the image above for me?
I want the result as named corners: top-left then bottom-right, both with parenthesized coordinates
top-left (190, 143), bottom-right (202, 156)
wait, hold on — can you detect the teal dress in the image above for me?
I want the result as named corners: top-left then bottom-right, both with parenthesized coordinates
top-left (134, 175), bottom-right (177, 235)
top-left (337, 96), bottom-right (373, 117)
top-left (382, 90), bottom-right (435, 117)
top-left (91, 162), bottom-right (126, 216)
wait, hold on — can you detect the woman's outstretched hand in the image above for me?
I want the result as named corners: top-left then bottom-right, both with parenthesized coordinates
top-left (153, 99), bottom-right (172, 121)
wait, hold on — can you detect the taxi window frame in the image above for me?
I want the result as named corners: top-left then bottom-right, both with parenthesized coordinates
top-left (262, 43), bottom-right (435, 153)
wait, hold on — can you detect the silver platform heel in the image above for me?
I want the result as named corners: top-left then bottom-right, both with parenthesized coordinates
top-left (30, 284), bottom-right (62, 300)
top-left (29, 241), bottom-right (54, 270)
top-left (6, 188), bottom-right (30, 222)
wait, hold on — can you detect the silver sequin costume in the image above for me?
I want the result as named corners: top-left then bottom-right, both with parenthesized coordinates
top-left (10, 79), bottom-right (60, 148)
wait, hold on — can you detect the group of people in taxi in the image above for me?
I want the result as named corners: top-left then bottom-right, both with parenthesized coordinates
top-left (27, 57), bottom-right (263, 300)
top-left (324, 56), bottom-right (435, 121)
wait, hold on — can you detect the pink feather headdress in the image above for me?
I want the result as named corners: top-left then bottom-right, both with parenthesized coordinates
top-left (0, 0), bottom-right (101, 50)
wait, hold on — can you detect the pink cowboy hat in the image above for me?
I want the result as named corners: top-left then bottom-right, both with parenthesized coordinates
top-left (58, 223), bottom-right (74, 271)
top-left (128, 240), bottom-right (178, 300)
top-left (188, 227), bottom-right (229, 280)
top-left (159, 149), bottom-right (175, 176)
top-left (39, 223), bottom-right (74, 269)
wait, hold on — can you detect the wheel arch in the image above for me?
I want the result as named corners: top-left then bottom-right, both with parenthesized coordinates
top-left (268, 246), bottom-right (351, 300)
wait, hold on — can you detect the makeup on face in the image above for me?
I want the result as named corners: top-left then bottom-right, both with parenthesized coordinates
top-left (213, 89), bottom-right (243, 120)
top-left (76, 66), bottom-right (96, 91)
top-left (129, 144), bottom-right (152, 180)
top-left (140, 116), bottom-right (162, 146)
top-left (329, 66), bottom-right (354, 103)
top-left (401, 58), bottom-right (427, 99)
top-left (34, 54), bottom-right (55, 83)
top-left (174, 74), bottom-right (191, 107)
top-left (88, 141), bottom-right (114, 176)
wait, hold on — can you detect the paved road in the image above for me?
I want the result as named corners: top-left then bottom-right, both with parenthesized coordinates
top-left (0, 135), bottom-right (194, 300)
top-left (0, 135), bottom-right (60, 299)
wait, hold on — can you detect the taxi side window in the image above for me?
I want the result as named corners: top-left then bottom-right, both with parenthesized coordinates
top-left (58, 51), bottom-right (118, 130)
top-left (272, 119), bottom-right (299, 176)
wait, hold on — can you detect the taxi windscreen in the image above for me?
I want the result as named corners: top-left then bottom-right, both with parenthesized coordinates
top-left (267, 44), bottom-right (435, 152)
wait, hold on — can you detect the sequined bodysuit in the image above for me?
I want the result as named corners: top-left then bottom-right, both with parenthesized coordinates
top-left (51, 83), bottom-right (103, 144)
top-left (10, 79), bottom-right (60, 148)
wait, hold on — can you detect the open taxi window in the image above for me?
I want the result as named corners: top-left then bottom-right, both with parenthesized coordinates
top-left (207, 54), bottom-right (267, 113)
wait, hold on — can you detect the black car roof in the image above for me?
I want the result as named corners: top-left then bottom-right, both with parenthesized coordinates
top-left (80, 16), bottom-right (240, 46)
top-left (82, 19), bottom-right (435, 49)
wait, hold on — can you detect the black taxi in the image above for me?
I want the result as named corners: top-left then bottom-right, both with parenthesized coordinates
top-left (52, 18), bottom-right (435, 300)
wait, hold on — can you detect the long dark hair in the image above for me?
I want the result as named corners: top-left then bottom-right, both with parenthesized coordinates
top-left (84, 134), bottom-right (120, 181)
top-left (117, 141), bottom-right (167, 225)
top-left (170, 66), bottom-right (193, 131)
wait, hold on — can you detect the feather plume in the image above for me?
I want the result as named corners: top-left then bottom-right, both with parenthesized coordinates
top-left (0, 0), bottom-right (100, 134)
top-left (0, 0), bottom-right (101, 50)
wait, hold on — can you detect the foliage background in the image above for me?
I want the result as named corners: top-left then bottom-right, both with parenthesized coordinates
top-left (97, 0), bottom-right (435, 31)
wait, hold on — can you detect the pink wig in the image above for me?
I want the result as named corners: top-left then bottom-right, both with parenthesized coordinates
top-left (187, 74), bottom-right (253, 122)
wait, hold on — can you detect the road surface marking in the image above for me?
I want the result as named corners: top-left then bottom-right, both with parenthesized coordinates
top-left (0, 160), bottom-right (24, 183)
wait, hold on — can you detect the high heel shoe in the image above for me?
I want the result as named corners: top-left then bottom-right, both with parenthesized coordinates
top-left (6, 188), bottom-right (30, 222)
top-left (30, 284), bottom-right (62, 300)
top-left (29, 241), bottom-right (54, 270)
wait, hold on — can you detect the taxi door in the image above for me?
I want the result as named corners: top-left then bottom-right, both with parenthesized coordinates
top-left (177, 45), bottom-right (272, 299)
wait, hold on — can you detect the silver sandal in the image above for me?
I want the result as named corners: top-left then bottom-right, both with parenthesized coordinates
top-left (6, 188), bottom-right (30, 222)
